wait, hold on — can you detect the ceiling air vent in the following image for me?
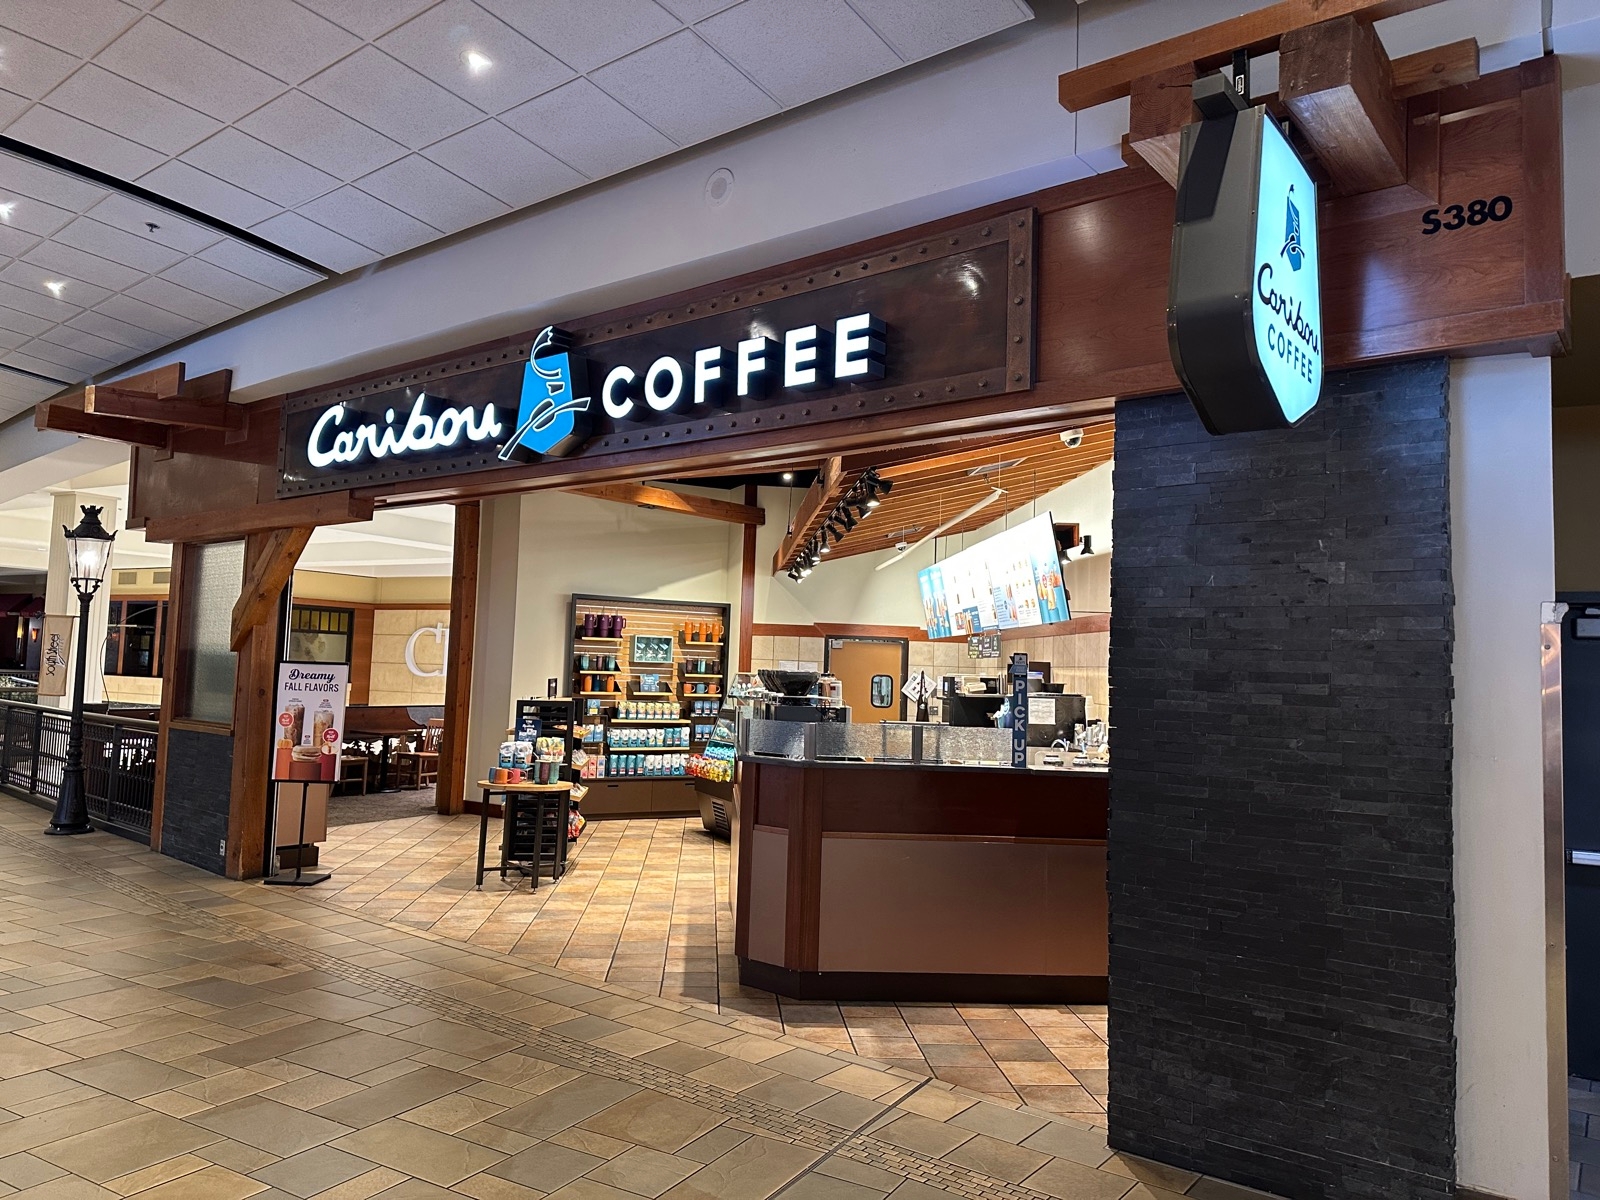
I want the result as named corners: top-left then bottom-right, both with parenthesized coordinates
top-left (153, 570), bottom-right (170, 584)
top-left (115, 570), bottom-right (140, 585)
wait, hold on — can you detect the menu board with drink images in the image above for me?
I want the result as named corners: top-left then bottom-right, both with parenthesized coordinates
top-left (272, 663), bottom-right (350, 782)
top-left (917, 513), bottom-right (1071, 638)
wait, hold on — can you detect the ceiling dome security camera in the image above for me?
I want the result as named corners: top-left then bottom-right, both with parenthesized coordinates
top-left (1060, 428), bottom-right (1085, 449)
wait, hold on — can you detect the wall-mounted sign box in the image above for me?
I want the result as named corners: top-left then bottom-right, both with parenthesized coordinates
top-left (1168, 103), bottom-right (1322, 434)
top-left (277, 212), bottom-right (1034, 498)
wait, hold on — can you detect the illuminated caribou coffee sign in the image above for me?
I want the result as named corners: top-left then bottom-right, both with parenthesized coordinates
top-left (277, 214), bottom-right (1033, 498)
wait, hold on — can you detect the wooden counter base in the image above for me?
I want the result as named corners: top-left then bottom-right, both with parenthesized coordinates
top-left (735, 758), bottom-right (1109, 1002)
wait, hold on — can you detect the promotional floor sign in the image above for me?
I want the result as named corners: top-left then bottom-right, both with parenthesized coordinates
top-left (272, 663), bottom-right (348, 783)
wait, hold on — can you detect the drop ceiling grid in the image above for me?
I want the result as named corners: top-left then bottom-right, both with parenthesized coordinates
top-left (0, 0), bottom-right (1033, 281)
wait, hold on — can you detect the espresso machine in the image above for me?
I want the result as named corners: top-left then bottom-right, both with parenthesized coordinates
top-left (757, 670), bottom-right (849, 723)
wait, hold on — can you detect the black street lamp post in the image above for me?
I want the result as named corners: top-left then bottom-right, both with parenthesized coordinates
top-left (46, 505), bottom-right (115, 836)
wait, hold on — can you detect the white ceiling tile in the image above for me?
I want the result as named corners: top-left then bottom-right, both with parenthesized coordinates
top-left (3, 349), bottom-right (91, 381)
top-left (5, 105), bottom-right (167, 178)
top-left (124, 275), bottom-right (240, 324)
top-left (590, 29), bottom-right (777, 145)
top-left (421, 118), bottom-right (583, 207)
top-left (653, 0), bottom-right (740, 19)
top-left (301, 46), bottom-right (483, 150)
top-left (699, 0), bottom-right (898, 107)
top-left (0, 151), bottom-right (108, 213)
top-left (354, 154), bottom-right (508, 234)
top-left (378, 0), bottom-right (574, 114)
top-left (295, 0), bottom-right (438, 40)
top-left (11, 341), bottom-right (116, 378)
top-left (84, 194), bottom-right (221, 254)
top-left (0, 88), bottom-right (27, 127)
top-left (21, 240), bottom-right (144, 290)
top-left (0, 276), bottom-right (83, 321)
top-left (0, 304), bottom-right (52, 337)
top-left (179, 128), bottom-right (339, 208)
top-left (296, 185), bottom-right (439, 254)
top-left (35, 324), bottom-right (131, 362)
top-left (0, 222), bottom-right (40, 257)
top-left (152, 0), bottom-right (363, 84)
top-left (844, 0), bottom-right (1030, 62)
top-left (138, 160), bottom-right (283, 228)
top-left (0, 260), bottom-right (111, 307)
top-left (480, 0), bottom-right (681, 73)
top-left (237, 90), bottom-right (407, 181)
top-left (0, 0), bottom-right (142, 58)
top-left (501, 77), bottom-right (672, 179)
top-left (41, 64), bottom-right (220, 155)
top-left (0, 326), bottom-right (31, 352)
top-left (157, 258), bottom-right (280, 308)
top-left (94, 292), bottom-right (204, 337)
top-left (0, 27), bottom-right (80, 99)
top-left (94, 16), bottom-right (284, 123)
top-left (250, 210), bottom-right (380, 273)
top-left (0, 195), bottom-right (75, 240)
top-left (54, 216), bottom-right (185, 272)
top-left (196, 239), bottom-right (324, 293)
top-left (67, 308), bottom-right (166, 350)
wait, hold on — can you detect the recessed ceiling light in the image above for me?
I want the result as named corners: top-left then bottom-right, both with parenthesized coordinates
top-left (464, 50), bottom-right (492, 74)
top-left (781, 472), bottom-right (793, 483)
top-left (43, 281), bottom-right (65, 298)
top-left (0, 202), bottom-right (14, 221)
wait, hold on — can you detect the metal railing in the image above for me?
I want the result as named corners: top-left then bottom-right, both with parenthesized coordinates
top-left (0, 674), bottom-right (37, 704)
top-left (0, 699), bottom-right (158, 840)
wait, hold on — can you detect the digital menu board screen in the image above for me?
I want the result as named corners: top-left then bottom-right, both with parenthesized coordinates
top-left (917, 513), bottom-right (1071, 638)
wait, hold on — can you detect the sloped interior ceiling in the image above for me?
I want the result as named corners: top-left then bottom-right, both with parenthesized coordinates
top-left (0, 0), bottom-right (1033, 404)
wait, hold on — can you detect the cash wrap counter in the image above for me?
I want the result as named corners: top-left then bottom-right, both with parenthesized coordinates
top-left (733, 720), bottom-right (1108, 1003)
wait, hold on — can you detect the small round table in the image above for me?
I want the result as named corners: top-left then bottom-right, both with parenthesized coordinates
top-left (474, 780), bottom-right (573, 889)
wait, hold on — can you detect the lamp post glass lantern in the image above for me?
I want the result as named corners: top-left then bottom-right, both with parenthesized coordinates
top-left (46, 505), bottom-right (115, 836)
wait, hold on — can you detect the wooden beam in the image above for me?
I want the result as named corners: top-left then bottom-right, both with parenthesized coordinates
top-left (35, 402), bottom-right (170, 449)
top-left (436, 502), bottom-right (479, 817)
top-left (148, 540), bottom-right (189, 853)
top-left (1282, 16), bottom-right (1406, 193)
top-left (1058, 0), bottom-right (1449, 112)
top-left (1127, 64), bottom-right (1196, 187)
top-left (230, 526), bottom-right (312, 651)
top-left (85, 385), bottom-right (244, 431)
top-left (226, 530), bottom-right (279, 880)
top-left (572, 482), bottom-right (765, 526)
top-left (772, 457), bottom-right (846, 573)
top-left (1392, 37), bottom-right (1479, 98)
top-left (143, 492), bottom-right (374, 544)
top-left (738, 484), bottom-right (757, 674)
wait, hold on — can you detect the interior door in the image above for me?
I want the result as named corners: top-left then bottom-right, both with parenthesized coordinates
top-left (826, 637), bottom-right (907, 722)
top-left (1565, 598), bottom-right (1600, 1078)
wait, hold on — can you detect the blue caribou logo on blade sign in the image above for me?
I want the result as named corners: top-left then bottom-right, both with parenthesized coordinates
top-left (1281, 184), bottom-right (1306, 271)
top-left (499, 326), bottom-right (591, 460)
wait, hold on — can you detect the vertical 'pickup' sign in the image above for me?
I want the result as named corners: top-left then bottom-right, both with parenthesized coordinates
top-left (1168, 103), bottom-right (1323, 434)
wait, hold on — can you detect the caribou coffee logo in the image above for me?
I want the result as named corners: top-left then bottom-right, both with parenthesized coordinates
top-left (1281, 184), bottom-right (1306, 272)
top-left (499, 326), bottom-right (591, 461)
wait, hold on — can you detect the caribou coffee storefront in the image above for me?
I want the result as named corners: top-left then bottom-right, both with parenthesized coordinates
top-left (62, 35), bottom-right (1567, 1200)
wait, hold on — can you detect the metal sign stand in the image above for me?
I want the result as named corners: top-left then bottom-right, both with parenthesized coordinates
top-left (264, 781), bottom-right (330, 886)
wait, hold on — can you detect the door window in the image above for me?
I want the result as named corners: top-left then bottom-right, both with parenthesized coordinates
top-left (870, 675), bottom-right (894, 708)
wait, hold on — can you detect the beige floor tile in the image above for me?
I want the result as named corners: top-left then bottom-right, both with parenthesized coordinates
top-left (576, 1091), bottom-right (725, 1153)
top-left (658, 1133), bottom-right (819, 1200)
top-left (191, 1096), bottom-right (354, 1156)
top-left (131, 1164), bottom-right (268, 1199)
top-left (33, 1110), bottom-right (222, 1183)
top-left (250, 1145), bottom-right (377, 1197)
top-left (331, 1118), bottom-right (505, 1186)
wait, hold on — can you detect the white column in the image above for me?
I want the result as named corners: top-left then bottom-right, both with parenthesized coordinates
top-left (44, 491), bottom-right (120, 709)
top-left (1451, 354), bottom-right (1563, 1200)
top-left (465, 495), bottom-right (525, 788)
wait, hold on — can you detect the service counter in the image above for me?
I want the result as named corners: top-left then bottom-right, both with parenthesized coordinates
top-left (733, 719), bottom-right (1108, 1003)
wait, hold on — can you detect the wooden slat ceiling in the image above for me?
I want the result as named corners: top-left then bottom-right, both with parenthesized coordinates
top-left (801, 422), bottom-right (1114, 565)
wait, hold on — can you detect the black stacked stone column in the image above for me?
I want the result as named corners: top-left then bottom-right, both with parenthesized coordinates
top-left (1107, 359), bottom-right (1455, 1200)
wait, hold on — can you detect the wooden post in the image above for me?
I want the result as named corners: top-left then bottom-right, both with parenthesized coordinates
top-left (1281, 15), bottom-right (1407, 193)
top-left (738, 484), bottom-right (758, 673)
top-left (148, 542), bottom-right (189, 852)
top-left (224, 531), bottom-right (282, 880)
top-left (436, 502), bottom-right (480, 815)
top-left (1124, 64), bottom-right (1196, 186)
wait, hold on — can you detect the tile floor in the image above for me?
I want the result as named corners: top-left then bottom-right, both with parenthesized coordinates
top-left (313, 815), bottom-right (1109, 1121)
top-left (0, 793), bottom-right (1266, 1200)
top-left (1574, 1077), bottom-right (1600, 1198)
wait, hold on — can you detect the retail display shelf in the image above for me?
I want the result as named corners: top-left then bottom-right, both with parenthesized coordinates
top-left (681, 673), bottom-right (722, 679)
top-left (680, 642), bottom-right (724, 649)
top-left (574, 637), bottom-right (622, 644)
top-left (606, 772), bottom-right (690, 780)
top-left (580, 670), bottom-right (621, 676)
top-left (633, 691), bottom-right (674, 697)
top-left (610, 718), bottom-right (691, 725)
top-left (578, 691), bottom-right (621, 698)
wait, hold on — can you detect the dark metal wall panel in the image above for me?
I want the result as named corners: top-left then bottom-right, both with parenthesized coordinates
top-left (1107, 360), bottom-right (1455, 1200)
top-left (159, 726), bottom-right (234, 875)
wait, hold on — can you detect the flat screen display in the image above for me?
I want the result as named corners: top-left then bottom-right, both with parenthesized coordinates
top-left (917, 513), bottom-right (1071, 638)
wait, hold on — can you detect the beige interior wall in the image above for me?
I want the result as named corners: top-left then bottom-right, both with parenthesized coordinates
top-left (1554, 404), bottom-right (1600, 593)
top-left (367, 608), bottom-right (451, 707)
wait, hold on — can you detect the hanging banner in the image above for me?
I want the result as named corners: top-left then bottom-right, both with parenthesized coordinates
top-left (36, 615), bottom-right (73, 699)
top-left (271, 663), bottom-right (349, 783)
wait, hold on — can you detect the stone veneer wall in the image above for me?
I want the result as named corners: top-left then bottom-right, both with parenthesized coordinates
top-left (159, 727), bottom-right (233, 875)
top-left (1107, 361), bottom-right (1455, 1200)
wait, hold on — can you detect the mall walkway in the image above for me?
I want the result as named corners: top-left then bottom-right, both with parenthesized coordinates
top-left (0, 795), bottom-right (1232, 1200)
top-left (315, 814), bottom-right (1108, 1119)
